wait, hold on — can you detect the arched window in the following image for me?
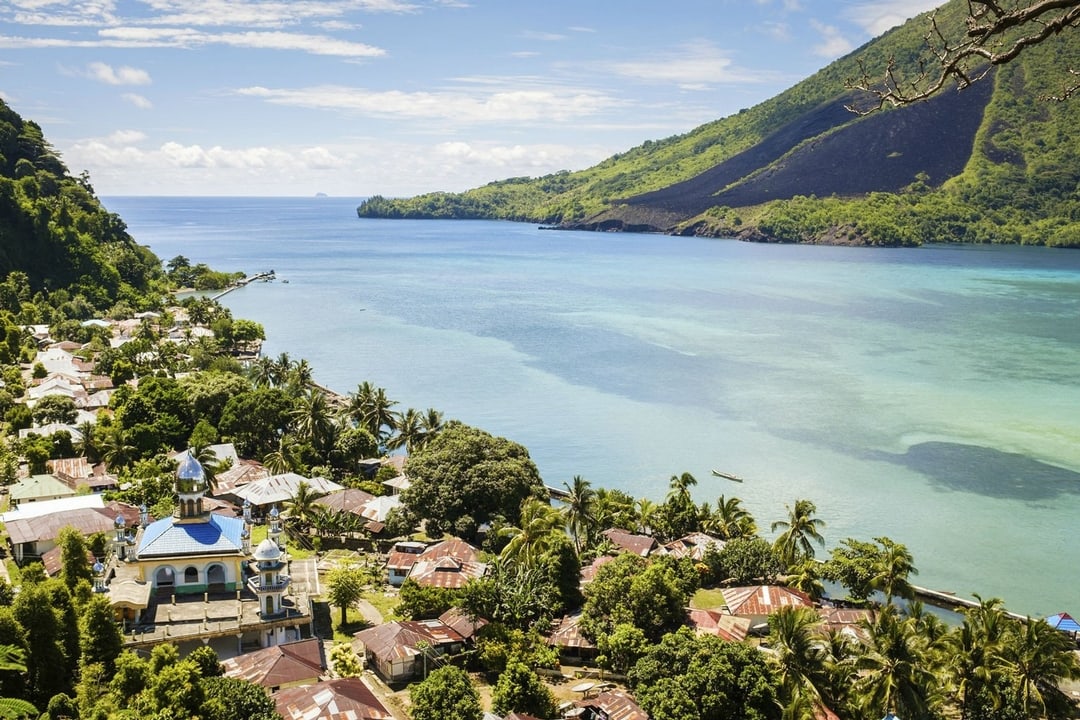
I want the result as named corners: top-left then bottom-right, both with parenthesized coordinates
top-left (184, 566), bottom-right (199, 584)
top-left (264, 596), bottom-right (275, 615)
top-left (155, 567), bottom-right (175, 587)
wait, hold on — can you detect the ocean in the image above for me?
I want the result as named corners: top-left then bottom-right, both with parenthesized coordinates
top-left (103, 195), bottom-right (1080, 618)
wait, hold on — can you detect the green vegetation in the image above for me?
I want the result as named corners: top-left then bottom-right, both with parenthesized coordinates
top-left (359, 0), bottom-right (1080, 247)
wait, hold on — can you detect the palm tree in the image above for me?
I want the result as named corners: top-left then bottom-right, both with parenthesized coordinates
top-left (188, 443), bottom-right (226, 492)
top-left (99, 428), bottom-right (136, 471)
top-left (0, 644), bottom-right (38, 720)
top-left (75, 420), bottom-right (99, 463)
top-left (270, 352), bottom-right (293, 388)
top-left (562, 475), bottom-right (596, 555)
top-left (634, 497), bottom-right (660, 535)
top-left (944, 597), bottom-right (1010, 720)
top-left (499, 498), bottom-right (564, 567)
top-left (708, 494), bottom-right (758, 540)
top-left (285, 480), bottom-right (326, 536)
top-left (366, 386), bottom-right (398, 443)
top-left (854, 604), bottom-right (942, 720)
top-left (263, 434), bottom-right (298, 475)
top-left (787, 559), bottom-right (825, 602)
top-left (346, 381), bottom-right (376, 426)
top-left (291, 389), bottom-right (334, 457)
top-left (421, 407), bottom-right (444, 437)
top-left (1003, 615), bottom-right (1080, 718)
top-left (387, 408), bottom-right (424, 452)
top-left (771, 498), bottom-right (826, 569)
top-left (768, 605), bottom-right (830, 718)
top-left (248, 356), bottom-right (275, 388)
top-left (288, 358), bottom-right (314, 390)
top-left (870, 537), bottom-right (918, 605)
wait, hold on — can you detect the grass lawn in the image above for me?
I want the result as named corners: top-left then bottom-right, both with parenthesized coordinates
top-left (690, 586), bottom-right (728, 610)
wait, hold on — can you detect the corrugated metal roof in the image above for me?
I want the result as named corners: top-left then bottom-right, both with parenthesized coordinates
top-left (354, 620), bottom-right (464, 664)
top-left (222, 638), bottom-right (324, 688)
top-left (685, 608), bottom-right (750, 642)
top-left (274, 678), bottom-right (393, 720)
top-left (664, 532), bottom-right (726, 561)
top-left (231, 473), bottom-right (345, 507)
top-left (721, 585), bottom-right (812, 616)
top-left (548, 613), bottom-right (596, 650)
top-left (601, 528), bottom-right (658, 557)
top-left (576, 690), bottom-right (648, 720)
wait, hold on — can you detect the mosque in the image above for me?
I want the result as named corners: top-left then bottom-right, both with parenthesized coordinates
top-left (103, 454), bottom-right (310, 652)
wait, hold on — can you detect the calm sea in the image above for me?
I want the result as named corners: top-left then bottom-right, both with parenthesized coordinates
top-left (104, 196), bottom-right (1080, 618)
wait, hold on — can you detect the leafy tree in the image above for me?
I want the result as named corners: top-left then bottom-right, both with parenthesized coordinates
top-left (188, 645), bottom-right (224, 678)
top-left (325, 563), bottom-right (369, 627)
top-left (177, 371), bottom-right (251, 426)
top-left (403, 421), bottom-right (546, 540)
top-left (596, 622), bottom-right (649, 674)
top-left (658, 471), bottom-right (699, 540)
top-left (329, 642), bottom-right (364, 678)
top-left (218, 387), bottom-right (292, 457)
top-left (12, 582), bottom-right (70, 706)
top-left (458, 559), bottom-right (557, 629)
top-left (397, 579), bottom-right (458, 621)
top-left (707, 536), bottom-right (783, 585)
top-left (1003, 615), bottom-right (1080, 719)
top-left (629, 627), bottom-right (781, 720)
top-left (78, 593), bottom-right (123, 675)
top-left (57, 526), bottom-right (92, 592)
top-left (409, 665), bottom-right (481, 720)
top-left (491, 660), bottom-right (558, 719)
top-left (200, 676), bottom-right (280, 720)
top-left (31, 394), bottom-right (77, 425)
top-left (581, 553), bottom-right (686, 642)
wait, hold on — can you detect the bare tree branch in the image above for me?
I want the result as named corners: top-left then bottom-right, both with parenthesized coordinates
top-left (846, 0), bottom-right (1080, 114)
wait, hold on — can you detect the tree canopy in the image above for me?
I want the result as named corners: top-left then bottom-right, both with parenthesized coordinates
top-left (403, 421), bottom-right (546, 540)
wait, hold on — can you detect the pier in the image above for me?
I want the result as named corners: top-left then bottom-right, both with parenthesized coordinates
top-left (210, 270), bottom-right (276, 301)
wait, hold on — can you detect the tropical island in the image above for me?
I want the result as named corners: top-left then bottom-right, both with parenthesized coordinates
top-left (1, 86), bottom-right (1080, 720)
top-left (357, 0), bottom-right (1080, 248)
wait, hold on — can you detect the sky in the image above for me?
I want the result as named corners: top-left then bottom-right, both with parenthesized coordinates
top-left (1, 0), bottom-right (943, 197)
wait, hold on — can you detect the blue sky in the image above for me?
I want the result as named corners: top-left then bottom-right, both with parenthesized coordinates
top-left (1, 0), bottom-right (941, 196)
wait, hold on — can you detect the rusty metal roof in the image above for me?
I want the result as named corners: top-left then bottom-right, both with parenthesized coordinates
top-left (601, 528), bottom-right (658, 557)
top-left (273, 677), bottom-right (393, 720)
top-left (721, 585), bottom-right (813, 616)
top-left (222, 638), bottom-right (325, 689)
top-left (685, 607), bottom-right (751, 642)
top-left (354, 620), bottom-right (465, 664)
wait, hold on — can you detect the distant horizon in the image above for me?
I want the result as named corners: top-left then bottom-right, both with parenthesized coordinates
top-left (3, 0), bottom-right (941, 196)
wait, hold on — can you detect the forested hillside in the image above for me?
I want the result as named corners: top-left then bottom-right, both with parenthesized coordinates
top-left (358, 0), bottom-right (1080, 247)
top-left (0, 99), bottom-right (164, 309)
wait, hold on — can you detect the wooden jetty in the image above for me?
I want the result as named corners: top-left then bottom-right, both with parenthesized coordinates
top-left (210, 270), bottom-right (276, 301)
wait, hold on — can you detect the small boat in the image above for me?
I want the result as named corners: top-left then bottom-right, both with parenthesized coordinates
top-left (712, 469), bottom-right (744, 483)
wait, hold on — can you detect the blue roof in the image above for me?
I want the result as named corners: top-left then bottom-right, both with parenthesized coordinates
top-left (136, 514), bottom-right (245, 558)
top-left (1045, 613), bottom-right (1080, 633)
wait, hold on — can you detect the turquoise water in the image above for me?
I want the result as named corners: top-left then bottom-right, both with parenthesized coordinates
top-left (104, 196), bottom-right (1080, 617)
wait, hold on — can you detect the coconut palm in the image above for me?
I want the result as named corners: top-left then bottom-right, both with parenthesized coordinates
top-left (768, 605), bottom-right (830, 717)
top-left (188, 442), bottom-right (226, 492)
top-left (1003, 614), bottom-right (1080, 718)
top-left (387, 407), bottom-right (424, 452)
top-left (708, 494), bottom-right (758, 540)
top-left (421, 407), bottom-right (445, 437)
top-left (248, 356), bottom-right (275, 388)
top-left (634, 497), bottom-right (660, 535)
top-left (291, 388), bottom-right (334, 457)
top-left (99, 428), bottom-right (136, 471)
top-left (854, 604), bottom-right (943, 720)
top-left (562, 475), bottom-right (596, 555)
top-left (365, 386), bottom-right (398, 443)
top-left (944, 597), bottom-right (1010, 720)
top-left (771, 498), bottom-right (826, 569)
top-left (285, 480), bottom-right (326, 536)
top-left (787, 559), bottom-right (826, 602)
top-left (263, 434), bottom-right (298, 475)
top-left (870, 536), bottom-right (918, 605)
top-left (0, 644), bottom-right (37, 720)
top-left (499, 498), bottom-right (564, 567)
top-left (75, 420), bottom-right (99, 463)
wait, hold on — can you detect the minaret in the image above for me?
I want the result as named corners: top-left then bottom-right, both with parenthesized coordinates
top-left (267, 505), bottom-right (285, 553)
top-left (92, 560), bottom-right (106, 593)
top-left (113, 514), bottom-right (128, 560)
top-left (250, 537), bottom-right (291, 645)
top-left (139, 503), bottom-right (149, 527)
top-left (175, 453), bottom-right (208, 523)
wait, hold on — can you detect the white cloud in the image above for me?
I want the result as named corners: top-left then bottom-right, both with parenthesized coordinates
top-left (607, 41), bottom-right (780, 89)
top-left (236, 83), bottom-right (622, 124)
top-left (522, 31), bottom-right (566, 42)
top-left (97, 27), bottom-right (387, 57)
top-left (810, 20), bottom-right (853, 59)
top-left (122, 93), bottom-right (153, 109)
top-left (844, 0), bottom-right (942, 37)
top-left (433, 140), bottom-right (589, 169)
top-left (107, 129), bottom-right (147, 144)
top-left (87, 61), bottom-right (151, 85)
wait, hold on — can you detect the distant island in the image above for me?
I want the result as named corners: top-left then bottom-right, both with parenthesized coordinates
top-left (359, 0), bottom-right (1080, 248)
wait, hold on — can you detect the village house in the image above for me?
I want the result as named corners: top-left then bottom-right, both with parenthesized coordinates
top-left (353, 617), bottom-right (467, 683)
top-left (221, 637), bottom-right (325, 691)
top-left (273, 678), bottom-right (393, 720)
top-left (599, 528), bottom-right (659, 557)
